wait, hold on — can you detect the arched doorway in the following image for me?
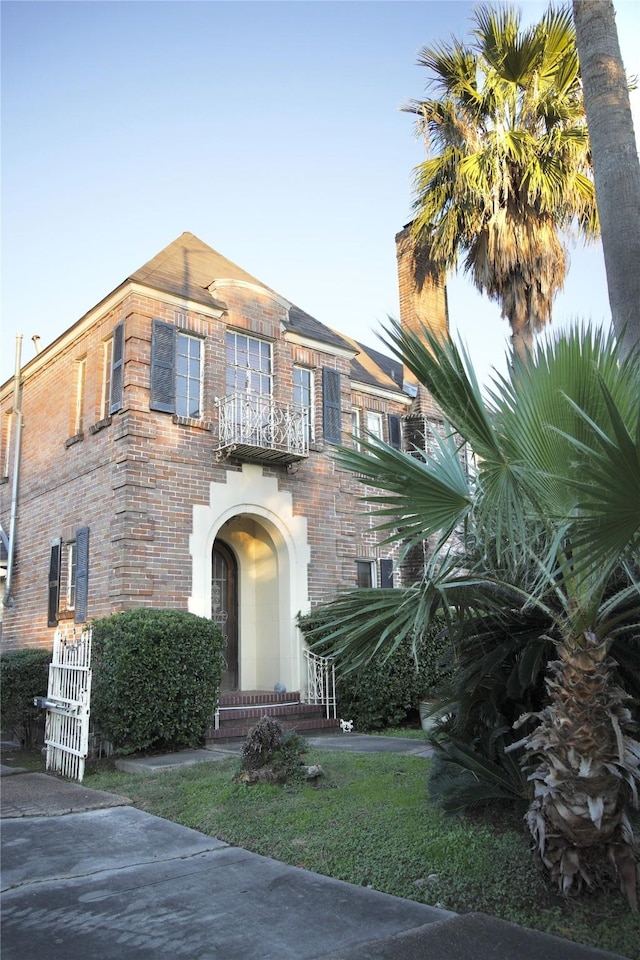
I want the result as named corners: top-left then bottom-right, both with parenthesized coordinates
top-left (212, 541), bottom-right (238, 690)
top-left (190, 464), bottom-right (311, 694)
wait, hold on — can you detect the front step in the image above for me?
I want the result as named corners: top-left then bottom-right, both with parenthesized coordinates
top-left (206, 690), bottom-right (338, 742)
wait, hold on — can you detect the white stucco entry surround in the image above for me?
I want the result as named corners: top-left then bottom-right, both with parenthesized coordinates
top-left (189, 463), bottom-right (311, 694)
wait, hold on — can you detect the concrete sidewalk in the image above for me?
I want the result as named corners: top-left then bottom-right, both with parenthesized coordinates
top-left (0, 739), bottom-right (632, 960)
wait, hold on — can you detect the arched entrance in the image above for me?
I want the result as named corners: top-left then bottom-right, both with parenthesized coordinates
top-left (211, 541), bottom-right (238, 691)
top-left (189, 464), bottom-right (311, 693)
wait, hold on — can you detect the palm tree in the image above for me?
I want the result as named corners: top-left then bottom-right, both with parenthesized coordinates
top-left (572, 0), bottom-right (640, 357)
top-left (305, 325), bottom-right (640, 907)
top-left (405, 5), bottom-right (598, 361)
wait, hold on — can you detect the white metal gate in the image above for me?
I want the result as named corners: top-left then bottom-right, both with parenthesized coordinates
top-left (41, 626), bottom-right (92, 782)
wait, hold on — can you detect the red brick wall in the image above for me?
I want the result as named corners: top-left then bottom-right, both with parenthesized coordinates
top-left (0, 283), bottom-right (408, 650)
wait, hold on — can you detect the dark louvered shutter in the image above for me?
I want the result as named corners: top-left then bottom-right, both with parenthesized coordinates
top-left (388, 414), bottom-right (402, 450)
top-left (109, 321), bottom-right (125, 414)
top-left (150, 320), bottom-right (176, 413)
top-left (322, 368), bottom-right (342, 445)
top-left (379, 558), bottom-right (394, 588)
top-left (74, 527), bottom-right (89, 624)
top-left (47, 540), bottom-right (61, 627)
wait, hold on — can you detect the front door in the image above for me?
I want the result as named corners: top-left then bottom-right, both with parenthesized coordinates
top-left (212, 541), bottom-right (238, 690)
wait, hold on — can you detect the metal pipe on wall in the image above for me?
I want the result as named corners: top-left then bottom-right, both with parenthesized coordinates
top-left (2, 335), bottom-right (24, 607)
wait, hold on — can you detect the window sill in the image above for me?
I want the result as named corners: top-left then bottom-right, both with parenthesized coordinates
top-left (172, 415), bottom-right (212, 431)
top-left (65, 433), bottom-right (84, 448)
top-left (57, 609), bottom-right (76, 621)
top-left (89, 416), bottom-right (112, 435)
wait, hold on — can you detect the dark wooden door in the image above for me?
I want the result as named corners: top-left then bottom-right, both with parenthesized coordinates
top-left (212, 542), bottom-right (238, 690)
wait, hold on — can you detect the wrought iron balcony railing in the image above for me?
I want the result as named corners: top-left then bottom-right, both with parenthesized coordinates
top-left (215, 391), bottom-right (309, 465)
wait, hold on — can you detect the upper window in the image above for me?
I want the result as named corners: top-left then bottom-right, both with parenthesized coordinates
top-left (150, 320), bottom-right (203, 418)
top-left (351, 408), bottom-right (360, 442)
top-left (176, 333), bottom-right (202, 418)
top-left (101, 338), bottom-right (113, 420)
top-left (2, 412), bottom-right (11, 478)
top-left (72, 357), bottom-right (87, 436)
top-left (294, 366), bottom-right (314, 442)
top-left (366, 411), bottom-right (383, 441)
top-left (225, 332), bottom-right (272, 397)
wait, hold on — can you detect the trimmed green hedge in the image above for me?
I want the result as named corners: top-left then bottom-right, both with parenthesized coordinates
top-left (299, 613), bottom-right (451, 731)
top-left (0, 647), bottom-right (51, 748)
top-left (91, 609), bottom-right (225, 754)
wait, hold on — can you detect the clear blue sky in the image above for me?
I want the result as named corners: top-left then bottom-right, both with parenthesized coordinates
top-left (2, 0), bottom-right (638, 387)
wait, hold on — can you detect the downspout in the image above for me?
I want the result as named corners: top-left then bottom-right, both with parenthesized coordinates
top-left (2, 335), bottom-right (23, 608)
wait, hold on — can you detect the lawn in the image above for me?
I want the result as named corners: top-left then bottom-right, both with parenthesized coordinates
top-left (84, 748), bottom-right (640, 958)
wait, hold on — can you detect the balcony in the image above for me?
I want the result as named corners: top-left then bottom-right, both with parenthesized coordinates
top-left (214, 392), bottom-right (309, 465)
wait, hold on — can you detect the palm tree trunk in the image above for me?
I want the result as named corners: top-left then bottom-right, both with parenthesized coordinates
top-left (573, 0), bottom-right (640, 358)
top-left (517, 631), bottom-right (640, 909)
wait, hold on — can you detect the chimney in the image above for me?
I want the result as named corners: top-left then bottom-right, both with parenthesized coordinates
top-left (395, 224), bottom-right (449, 415)
top-left (395, 224), bottom-right (449, 345)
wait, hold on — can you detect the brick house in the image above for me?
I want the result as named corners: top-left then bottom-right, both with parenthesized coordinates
top-left (0, 228), bottom-right (448, 723)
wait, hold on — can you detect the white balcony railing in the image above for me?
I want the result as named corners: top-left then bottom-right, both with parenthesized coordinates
top-left (215, 392), bottom-right (309, 464)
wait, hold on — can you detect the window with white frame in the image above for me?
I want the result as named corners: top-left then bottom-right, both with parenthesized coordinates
top-left (351, 408), bottom-right (362, 449)
top-left (366, 410), bottom-right (383, 441)
top-left (294, 366), bottom-right (314, 441)
top-left (225, 331), bottom-right (272, 397)
top-left (356, 559), bottom-right (377, 588)
top-left (101, 337), bottom-right (113, 420)
top-left (65, 541), bottom-right (77, 611)
top-left (176, 333), bottom-right (202, 418)
top-left (72, 357), bottom-right (87, 436)
top-left (2, 412), bottom-right (11, 478)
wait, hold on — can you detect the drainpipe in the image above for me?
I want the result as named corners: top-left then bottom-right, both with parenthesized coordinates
top-left (2, 335), bottom-right (23, 608)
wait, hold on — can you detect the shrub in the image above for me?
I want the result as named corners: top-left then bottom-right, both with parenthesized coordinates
top-left (240, 716), bottom-right (307, 784)
top-left (299, 613), bottom-right (451, 731)
top-left (0, 647), bottom-right (51, 748)
top-left (91, 609), bottom-right (225, 754)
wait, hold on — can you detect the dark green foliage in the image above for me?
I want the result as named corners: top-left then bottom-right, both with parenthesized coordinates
top-left (240, 716), bottom-right (307, 783)
top-left (0, 648), bottom-right (51, 748)
top-left (91, 609), bottom-right (225, 754)
top-left (299, 612), bottom-right (451, 731)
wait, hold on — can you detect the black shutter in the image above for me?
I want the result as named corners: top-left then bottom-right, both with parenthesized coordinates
top-left (379, 558), bottom-right (394, 588)
top-left (388, 414), bottom-right (402, 450)
top-left (74, 527), bottom-right (89, 624)
top-left (47, 540), bottom-right (61, 627)
top-left (322, 368), bottom-right (342, 445)
top-left (150, 320), bottom-right (176, 413)
top-left (109, 321), bottom-right (125, 414)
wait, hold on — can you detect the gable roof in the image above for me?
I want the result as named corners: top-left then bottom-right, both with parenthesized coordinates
top-left (334, 330), bottom-right (405, 395)
top-left (130, 232), bottom-right (351, 352)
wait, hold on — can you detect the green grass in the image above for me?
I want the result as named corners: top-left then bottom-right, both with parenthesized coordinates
top-left (84, 749), bottom-right (640, 958)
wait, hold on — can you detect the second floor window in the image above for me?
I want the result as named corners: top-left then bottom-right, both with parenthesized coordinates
top-left (150, 320), bottom-right (202, 418)
top-left (351, 408), bottom-right (362, 449)
top-left (294, 366), bottom-right (314, 441)
top-left (366, 411), bottom-right (383, 441)
top-left (101, 338), bottom-right (113, 419)
top-left (225, 332), bottom-right (272, 397)
top-left (72, 357), bottom-right (87, 436)
top-left (176, 333), bottom-right (202, 418)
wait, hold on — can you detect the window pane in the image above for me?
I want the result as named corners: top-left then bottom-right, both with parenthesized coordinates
top-left (226, 332), bottom-right (272, 398)
top-left (366, 411), bottom-right (383, 439)
top-left (356, 560), bottom-right (374, 588)
top-left (176, 333), bottom-right (202, 418)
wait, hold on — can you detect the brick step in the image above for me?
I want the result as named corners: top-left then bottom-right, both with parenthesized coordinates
top-left (207, 717), bottom-right (338, 742)
top-left (219, 691), bottom-right (300, 707)
top-left (206, 690), bottom-right (338, 742)
top-left (215, 703), bottom-right (327, 724)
